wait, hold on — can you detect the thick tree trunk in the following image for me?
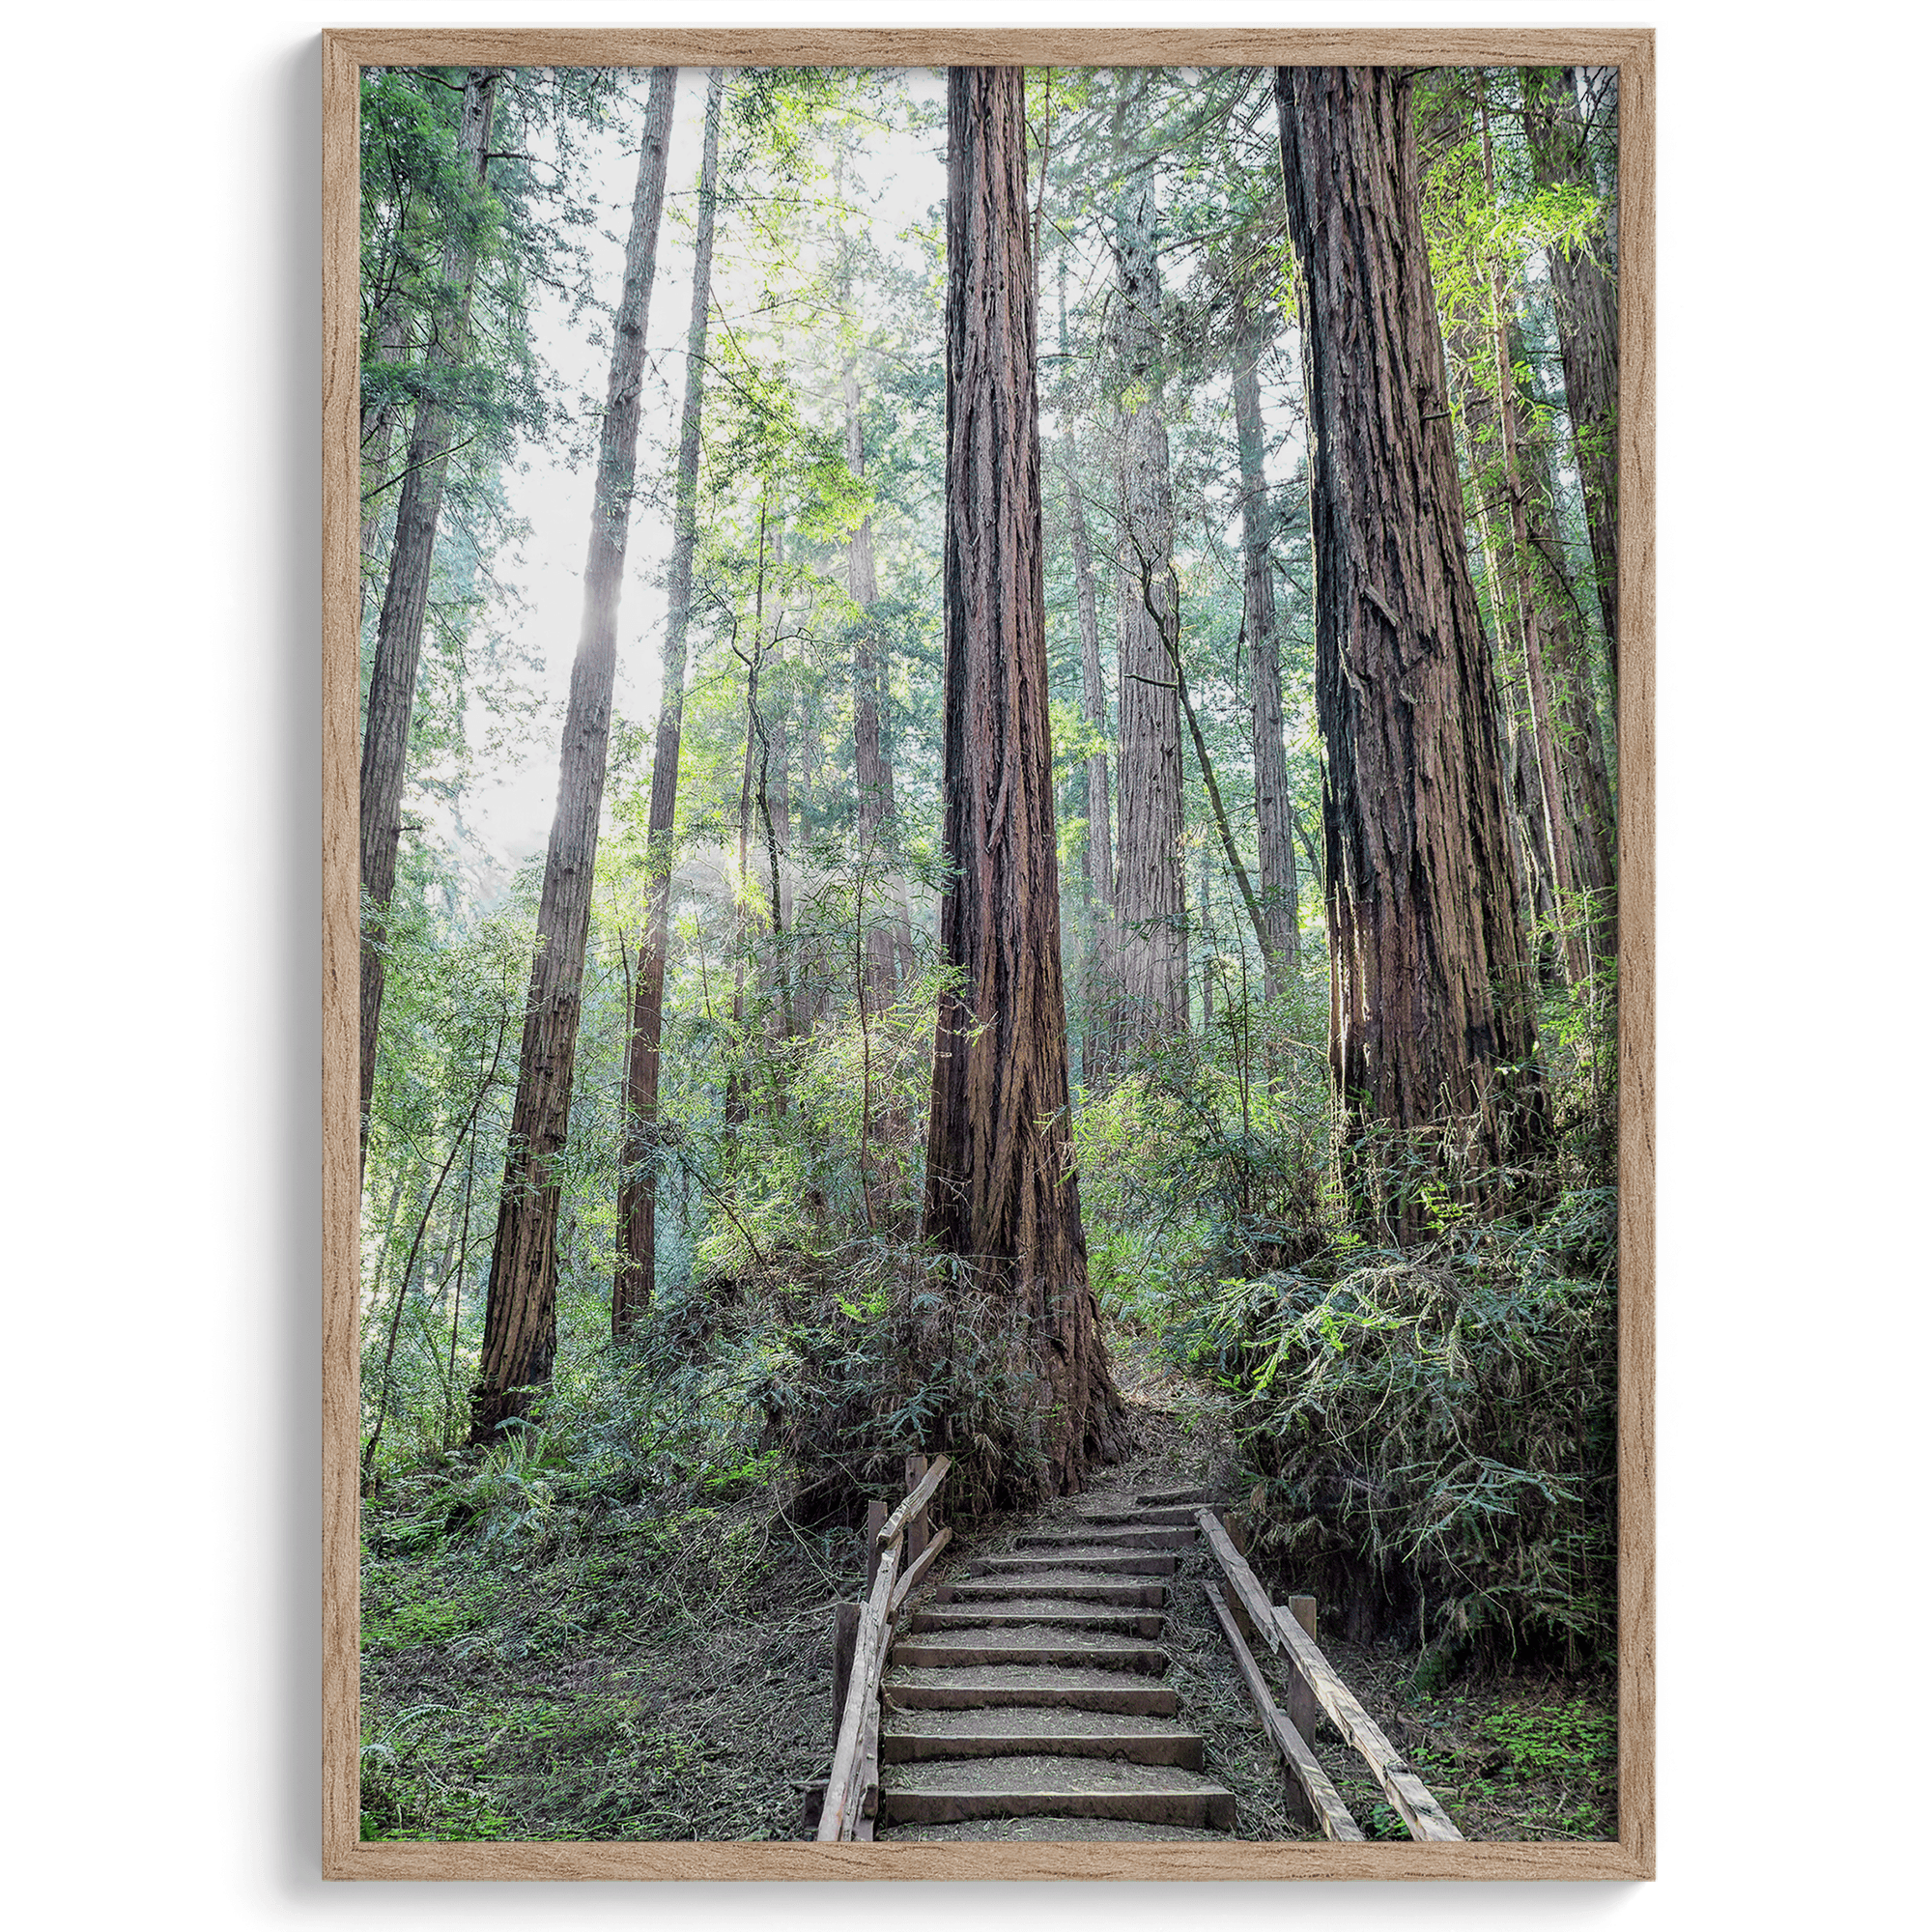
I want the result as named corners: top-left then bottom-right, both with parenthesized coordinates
top-left (1277, 67), bottom-right (1546, 1236)
top-left (1109, 79), bottom-right (1187, 1045)
top-left (1232, 297), bottom-right (1299, 991)
top-left (612, 69), bottom-right (724, 1339)
top-left (925, 68), bottom-right (1125, 1493)
top-left (1524, 66), bottom-right (1620, 682)
top-left (1063, 433), bottom-right (1114, 1085)
top-left (359, 68), bottom-right (498, 1173)
top-left (469, 70), bottom-right (676, 1439)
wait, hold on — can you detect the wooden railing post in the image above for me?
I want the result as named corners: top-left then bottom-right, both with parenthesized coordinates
top-left (1284, 1594), bottom-right (1319, 1742)
top-left (831, 1601), bottom-right (861, 1733)
top-left (904, 1453), bottom-right (929, 1567)
top-left (818, 1456), bottom-right (954, 1840)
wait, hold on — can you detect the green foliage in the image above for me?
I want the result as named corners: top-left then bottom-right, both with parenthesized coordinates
top-left (1206, 1194), bottom-right (1617, 1664)
top-left (1075, 976), bottom-right (1333, 1341)
top-left (1480, 1699), bottom-right (1616, 1784)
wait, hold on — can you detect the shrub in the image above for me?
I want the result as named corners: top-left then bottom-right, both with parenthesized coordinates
top-left (1202, 1190), bottom-right (1617, 1665)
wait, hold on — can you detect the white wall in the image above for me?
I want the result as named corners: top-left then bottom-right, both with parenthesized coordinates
top-left (3, 1), bottom-right (1923, 1923)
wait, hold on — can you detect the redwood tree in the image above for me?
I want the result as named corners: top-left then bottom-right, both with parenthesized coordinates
top-left (1108, 76), bottom-right (1187, 1045)
top-left (613, 67), bottom-right (724, 1338)
top-left (1232, 292), bottom-right (1300, 991)
top-left (1063, 431), bottom-right (1115, 1083)
top-left (1276, 66), bottom-right (1545, 1229)
top-left (470, 70), bottom-right (676, 1439)
top-left (924, 67), bottom-right (1124, 1493)
top-left (1524, 66), bottom-right (1620, 681)
top-left (359, 67), bottom-right (499, 1169)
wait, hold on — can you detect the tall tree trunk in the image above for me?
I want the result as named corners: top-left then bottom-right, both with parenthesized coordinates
top-left (613, 68), bottom-right (723, 1339)
top-left (1109, 77), bottom-right (1187, 1045)
top-left (1524, 66), bottom-right (1620, 683)
top-left (1518, 375), bottom-right (1618, 973)
top-left (925, 67), bottom-right (1125, 1494)
top-left (724, 507), bottom-right (766, 1131)
top-left (1476, 81), bottom-right (1583, 984)
top-left (358, 303), bottom-right (409, 618)
top-left (844, 365), bottom-right (915, 1006)
top-left (1063, 432), bottom-right (1114, 1085)
top-left (469, 70), bottom-right (676, 1439)
top-left (1277, 66), bottom-right (1546, 1236)
top-left (1232, 294), bottom-right (1299, 991)
top-left (1444, 317), bottom-right (1560, 960)
top-left (359, 68), bottom-right (499, 1173)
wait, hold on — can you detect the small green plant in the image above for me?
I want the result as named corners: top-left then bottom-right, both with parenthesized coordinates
top-left (1480, 1700), bottom-right (1616, 1784)
top-left (1364, 1803), bottom-right (1411, 1840)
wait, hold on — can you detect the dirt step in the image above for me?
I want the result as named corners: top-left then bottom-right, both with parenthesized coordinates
top-left (881, 1709), bottom-right (1204, 1770)
top-left (937, 1577), bottom-right (1169, 1607)
top-left (911, 1602), bottom-right (1165, 1638)
top-left (1055, 1503), bottom-right (1207, 1528)
top-left (1013, 1525), bottom-right (1197, 1551)
top-left (884, 1665), bottom-right (1179, 1716)
top-left (885, 1816), bottom-right (1230, 1843)
top-left (890, 1627), bottom-right (1170, 1673)
top-left (968, 1549), bottom-right (1178, 1577)
top-left (879, 1754), bottom-right (1236, 1831)
top-left (1135, 1486), bottom-right (1227, 1508)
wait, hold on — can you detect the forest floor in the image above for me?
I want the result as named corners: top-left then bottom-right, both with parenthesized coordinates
top-left (359, 1326), bottom-right (1616, 1842)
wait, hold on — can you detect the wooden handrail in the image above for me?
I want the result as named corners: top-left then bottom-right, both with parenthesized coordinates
top-left (875, 1453), bottom-right (951, 1549)
top-left (818, 1537), bottom-right (898, 1841)
top-left (1196, 1509), bottom-right (1463, 1844)
top-left (1204, 1582), bottom-right (1363, 1841)
top-left (819, 1455), bottom-right (954, 1841)
top-left (889, 1524), bottom-right (952, 1615)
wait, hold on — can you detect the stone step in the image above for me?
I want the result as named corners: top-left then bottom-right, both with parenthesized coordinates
top-left (910, 1601), bottom-right (1166, 1638)
top-left (890, 1626), bottom-right (1170, 1673)
top-left (1013, 1525), bottom-right (1197, 1551)
top-left (880, 1708), bottom-right (1204, 1770)
top-left (884, 1664), bottom-right (1179, 1716)
top-left (968, 1549), bottom-right (1178, 1577)
top-left (879, 1754), bottom-right (1236, 1832)
top-left (937, 1577), bottom-right (1169, 1608)
top-left (1136, 1486), bottom-right (1227, 1508)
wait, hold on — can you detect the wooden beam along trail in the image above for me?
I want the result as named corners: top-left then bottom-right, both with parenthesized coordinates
top-left (1195, 1509), bottom-right (1463, 1844)
top-left (1204, 1582), bottom-right (1364, 1841)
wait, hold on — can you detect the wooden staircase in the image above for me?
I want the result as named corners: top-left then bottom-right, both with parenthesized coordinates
top-left (873, 1488), bottom-right (1237, 1837)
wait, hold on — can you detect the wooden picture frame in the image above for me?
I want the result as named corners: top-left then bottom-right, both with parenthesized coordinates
top-left (325, 25), bottom-right (1653, 1882)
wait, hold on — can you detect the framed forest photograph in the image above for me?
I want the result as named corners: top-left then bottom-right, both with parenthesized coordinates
top-left (324, 27), bottom-right (1653, 1881)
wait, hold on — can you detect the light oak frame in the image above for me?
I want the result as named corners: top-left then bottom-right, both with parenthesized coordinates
top-left (324, 25), bottom-right (1656, 1883)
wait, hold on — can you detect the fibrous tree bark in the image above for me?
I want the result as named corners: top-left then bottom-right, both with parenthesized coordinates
top-left (1523, 66), bottom-right (1620, 682)
top-left (1277, 66), bottom-right (1545, 1233)
top-left (359, 67), bottom-right (499, 1172)
top-left (1109, 76), bottom-right (1187, 1045)
top-left (1232, 293), bottom-right (1300, 992)
top-left (613, 67), bottom-right (724, 1339)
top-left (469, 69), bottom-right (676, 1439)
top-left (924, 66), bottom-right (1125, 1493)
